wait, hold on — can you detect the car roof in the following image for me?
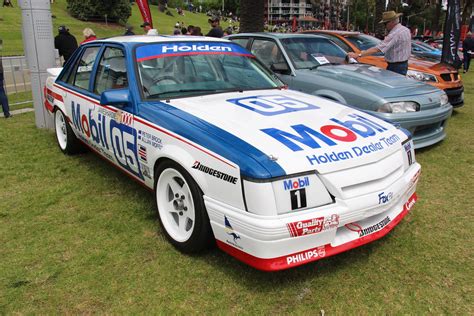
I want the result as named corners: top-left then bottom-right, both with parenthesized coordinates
top-left (307, 30), bottom-right (361, 36)
top-left (90, 35), bottom-right (231, 47)
top-left (229, 32), bottom-right (326, 40)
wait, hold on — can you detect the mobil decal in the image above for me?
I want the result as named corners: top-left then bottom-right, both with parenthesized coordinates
top-left (71, 101), bottom-right (143, 179)
top-left (283, 176), bottom-right (310, 191)
top-left (261, 113), bottom-right (389, 151)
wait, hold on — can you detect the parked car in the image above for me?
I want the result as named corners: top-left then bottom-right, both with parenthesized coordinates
top-left (412, 40), bottom-right (442, 61)
top-left (227, 33), bottom-right (453, 149)
top-left (304, 30), bottom-right (464, 107)
top-left (44, 36), bottom-right (421, 271)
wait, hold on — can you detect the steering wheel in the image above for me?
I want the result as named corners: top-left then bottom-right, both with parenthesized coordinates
top-left (151, 76), bottom-right (180, 85)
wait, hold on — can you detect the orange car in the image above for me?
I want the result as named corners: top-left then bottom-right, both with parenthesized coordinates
top-left (303, 30), bottom-right (464, 107)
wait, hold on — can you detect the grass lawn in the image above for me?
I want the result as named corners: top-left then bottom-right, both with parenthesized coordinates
top-left (0, 74), bottom-right (473, 313)
top-left (0, 0), bottom-right (235, 56)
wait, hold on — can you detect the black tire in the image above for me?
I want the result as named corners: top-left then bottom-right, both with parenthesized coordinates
top-left (54, 109), bottom-right (83, 155)
top-left (154, 160), bottom-right (213, 253)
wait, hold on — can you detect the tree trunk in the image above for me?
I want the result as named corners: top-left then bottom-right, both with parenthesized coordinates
top-left (375, 0), bottom-right (386, 38)
top-left (158, 0), bottom-right (166, 13)
top-left (461, 0), bottom-right (472, 25)
top-left (240, 0), bottom-right (265, 32)
top-left (431, 0), bottom-right (442, 34)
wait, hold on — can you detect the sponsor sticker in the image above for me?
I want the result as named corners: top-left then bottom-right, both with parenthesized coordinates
top-left (192, 161), bottom-right (238, 184)
top-left (227, 95), bottom-right (319, 116)
top-left (225, 216), bottom-right (242, 249)
top-left (286, 246), bottom-right (326, 265)
top-left (287, 214), bottom-right (339, 237)
top-left (345, 216), bottom-right (391, 237)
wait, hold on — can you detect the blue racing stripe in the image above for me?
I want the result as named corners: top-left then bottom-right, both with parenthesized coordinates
top-left (137, 101), bottom-right (287, 179)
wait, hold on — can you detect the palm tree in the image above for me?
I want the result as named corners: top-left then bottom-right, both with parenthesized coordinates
top-left (374, 0), bottom-right (386, 38)
top-left (240, 0), bottom-right (265, 32)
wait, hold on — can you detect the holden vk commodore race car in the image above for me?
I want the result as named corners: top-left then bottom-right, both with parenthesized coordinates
top-left (44, 36), bottom-right (421, 271)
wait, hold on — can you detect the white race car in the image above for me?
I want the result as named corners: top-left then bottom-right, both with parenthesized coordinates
top-left (44, 36), bottom-right (421, 271)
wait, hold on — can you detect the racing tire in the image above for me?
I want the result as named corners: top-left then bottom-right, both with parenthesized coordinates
top-left (154, 160), bottom-right (213, 253)
top-left (54, 109), bottom-right (83, 155)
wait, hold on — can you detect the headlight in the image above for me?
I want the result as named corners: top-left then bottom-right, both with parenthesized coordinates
top-left (440, 93), bottom-right (449, 105)
top-left (377, 101), bottom-right (419, 113)
top-left (406, 70), bottom-right (438, 82)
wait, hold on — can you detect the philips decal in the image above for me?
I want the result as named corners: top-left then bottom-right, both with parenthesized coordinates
top-left (286, 246), bottom-right (326, 265)
top-left (283, 177), bottom-right (310, 191)
top-left (378, 191), bottom-right (393, 204)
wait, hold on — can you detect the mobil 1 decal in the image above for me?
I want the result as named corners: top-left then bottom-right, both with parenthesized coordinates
top-left (71, 101), bottom-right (143, 180)
top-left (284, 176), bottom-right (309, 210)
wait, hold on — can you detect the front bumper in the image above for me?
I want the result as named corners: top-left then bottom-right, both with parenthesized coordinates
top-left (445, 86), bottom-right (464, 107)
top-left (206, 163), bottom-right (421, 271)
top-left (375, 104), bottom-right (453, 149)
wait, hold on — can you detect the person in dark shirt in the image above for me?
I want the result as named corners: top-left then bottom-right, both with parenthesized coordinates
top-left (124, 25), bottom-right (135, 36)
top-left (462, 32), bottom-right (474, 73)
top-left (206, 16), bottom-right (223, 38)
top-left (0, 55), bottom-right (11, 118)
top-left (54, 25), bottom-right (78, 64)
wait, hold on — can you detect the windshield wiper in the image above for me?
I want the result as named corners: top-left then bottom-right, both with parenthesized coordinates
top-left (308, 62), bottom-right (340, 70)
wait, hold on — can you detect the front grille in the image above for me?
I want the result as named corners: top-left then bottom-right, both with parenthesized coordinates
top-left (414, 122), bottom-right (443, 136)
top-left (440, 73), bottom-right (452, 81)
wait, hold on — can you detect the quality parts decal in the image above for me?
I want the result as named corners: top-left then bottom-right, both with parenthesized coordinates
top-left (287, 214), bottom-right (339, 237)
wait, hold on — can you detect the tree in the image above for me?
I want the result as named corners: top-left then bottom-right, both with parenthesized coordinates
top-left (67, 0), bottom-right (131, 24)
top-left (374, 0), bottom-right (386, 38)
top-left (239, 0), bottom-right (265, 32)
top-left (461, 0), bottom-right (472, 25)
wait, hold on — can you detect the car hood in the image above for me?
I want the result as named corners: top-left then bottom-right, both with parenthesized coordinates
top-left (408, 56), bottom-right (457, 73)
top-left (146, 89), bottom-right (409, 177)
top-left (307, 64), bottom-right (439, 98)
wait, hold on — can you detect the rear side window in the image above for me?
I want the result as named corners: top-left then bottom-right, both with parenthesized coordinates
top-left (66, 46), bottom-right (100, 90)
top-left (94, 47), bottom-right (127, 95)
top-left (230, 37), bottom-right (250, 49)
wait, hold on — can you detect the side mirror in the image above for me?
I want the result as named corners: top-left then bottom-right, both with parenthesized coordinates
top-left (100, 89), bottom-right (131, 107)
top-left (271, 62), bottom-right (291, 75)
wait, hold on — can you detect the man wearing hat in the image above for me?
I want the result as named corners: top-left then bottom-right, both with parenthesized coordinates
top-left (141, 22), bottom-right (152, 34)
top-left (206, 16), bottom-right (224, 38)
top-left (54, 25), bottom-right (78, 64)
top-left (348, 11), bottom-right (411, 75)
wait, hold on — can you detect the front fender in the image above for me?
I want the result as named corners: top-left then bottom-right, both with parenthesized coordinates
top-left (312, 89), bottom-right (347, 105)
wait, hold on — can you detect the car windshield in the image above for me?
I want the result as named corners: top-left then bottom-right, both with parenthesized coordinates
top-left (280, 37), bottom-right (348, 69)
top-left (136, 41), bottom-right (282, 100)
top-left (345, 34), bottom-right (384, 56)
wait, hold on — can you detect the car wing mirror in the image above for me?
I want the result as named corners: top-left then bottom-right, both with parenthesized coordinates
top-left (345, 55), bottom-right (358, 64)
top-left (270, 62), bottom-right (291, 75)
top-left (100, 88), bottom-right (131, 108)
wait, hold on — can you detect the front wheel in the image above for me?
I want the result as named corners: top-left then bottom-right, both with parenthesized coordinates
top-left (54, 109), bottom-right (83, 154)
top-left (154, 160), bottom-right (213, 253)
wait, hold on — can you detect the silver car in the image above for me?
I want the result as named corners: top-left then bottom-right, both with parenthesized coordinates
top-left (227, 33), bottom-right (453, 149)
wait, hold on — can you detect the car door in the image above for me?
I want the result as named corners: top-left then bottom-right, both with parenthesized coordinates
top-left (59, 45), bottom-right (102, 148)
top-left (91, 45), bottom-right (143, 180)
top-left (248, 38), bottom-right (293, 85)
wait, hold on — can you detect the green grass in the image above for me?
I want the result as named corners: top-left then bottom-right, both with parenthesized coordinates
top-left (0, 0), bottom-right (235, 56)
top-left (0, 74), bottom-right (473, 313)
top-left (8, 91), bottom-right (33, 111)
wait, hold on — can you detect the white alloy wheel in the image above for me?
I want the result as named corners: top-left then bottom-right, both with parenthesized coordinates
top-left (156, 168), bottom-right (196, 242)
top-left (55, 110), bottom-right (68, 151)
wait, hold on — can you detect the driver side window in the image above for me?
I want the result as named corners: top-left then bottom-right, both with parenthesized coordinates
top-left (250, 39), bottom-right (286, 69)
top-left (94, 47), bottom-right (127, 95)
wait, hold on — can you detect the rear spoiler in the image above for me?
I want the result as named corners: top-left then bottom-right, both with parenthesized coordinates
top-left (47, 67), bottom-right (63, 78)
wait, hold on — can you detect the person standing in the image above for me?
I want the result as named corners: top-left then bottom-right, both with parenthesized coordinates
top-left (206, 16), bottom-right (224, 38)
top-left (124, 25), bottom-right (135, 36)
top-left (54, 25), bottom-right (78, 64)
top-left (462, 32), bottom-right (474, 73)
top-left (0, 56), bottom-right (11, 118)
top-left (81, 28), bottom-right (97, 44)
top-left (348, 11), bottom-right (411, 76)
